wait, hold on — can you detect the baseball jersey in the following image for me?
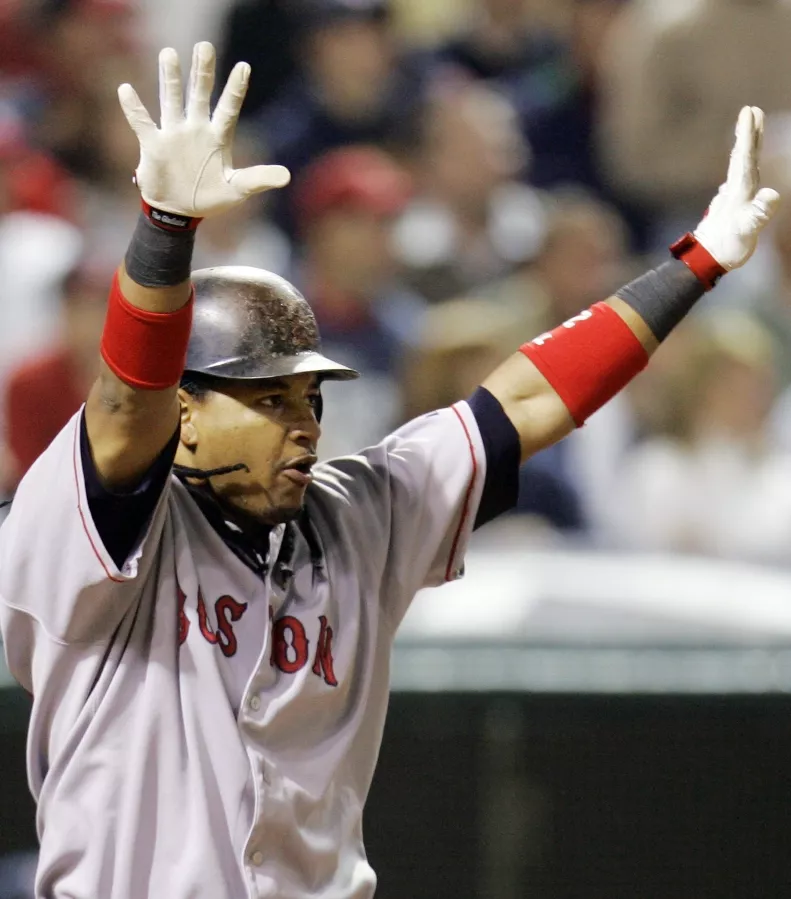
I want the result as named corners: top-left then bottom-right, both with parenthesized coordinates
top-left (0, 390), bottom-right (519, 899)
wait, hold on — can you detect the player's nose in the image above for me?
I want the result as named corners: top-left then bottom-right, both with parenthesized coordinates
top-left (290, 415), bottom-right (320, 450)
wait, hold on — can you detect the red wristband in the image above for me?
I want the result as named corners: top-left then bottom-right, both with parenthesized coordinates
top-left (141, 200), bottom-right (202, 232)
top-left (520, 302), bottom-right (649, 427)
top-left (669, 232), bottom-right (726, 290)
top-left (100, 271), bottom-right (194, 390)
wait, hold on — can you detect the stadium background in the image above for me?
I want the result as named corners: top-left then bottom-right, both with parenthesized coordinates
top-left (2, 0), bottom-right (791, 895)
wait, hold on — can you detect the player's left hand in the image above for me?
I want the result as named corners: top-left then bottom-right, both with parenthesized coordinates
top-left (117, 41), bottom-right (290, 219)
top-left (693, 105), bottom-right (780, 272)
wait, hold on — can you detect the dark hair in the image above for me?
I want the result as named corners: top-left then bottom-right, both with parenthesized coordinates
top-left (179, 372), bottom-right (223, 401)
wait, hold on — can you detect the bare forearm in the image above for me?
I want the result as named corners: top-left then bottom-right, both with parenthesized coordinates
top-left (117, 264), bottom-right (190, 314)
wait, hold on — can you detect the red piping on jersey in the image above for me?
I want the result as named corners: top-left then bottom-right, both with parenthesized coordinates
top-left (445, 405), bottom-right (478, 583)
top-left (72, 421), bottom-right (125, 584)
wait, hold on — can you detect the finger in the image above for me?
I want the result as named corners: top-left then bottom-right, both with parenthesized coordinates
top-left (751, 186), bottom-right (781, 226)
top-left (726, 106), bottom-right (755, 196)
top-left (230, 164), bottom-right (291, 198)
top-left (186, 41), bottom-right (216, 121)
top-left (212, 61), bottom-right (250, 138)
top-left (158, 47), bottom-right (184, 126)
top-left (117, 83), bottom-right (157, 140)
top-left (752, 106), bottom-right (765, 153)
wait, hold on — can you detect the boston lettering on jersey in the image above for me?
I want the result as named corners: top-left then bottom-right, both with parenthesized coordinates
top-left (177, 581), bottom-right (337, 685)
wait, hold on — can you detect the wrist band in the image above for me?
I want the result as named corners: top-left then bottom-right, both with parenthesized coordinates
top-left (141, 200), bottom-right (202, 232)
top-left (669, 231), bottom-right (727, 290)
top-left (101, 271), bottom-right (194, 390)
top-left (615, 259), bottom-right (705, 343)
top-left (125, 210), bottom-right (196, 288)
top-left (520, 302), bottom-right (649, 427)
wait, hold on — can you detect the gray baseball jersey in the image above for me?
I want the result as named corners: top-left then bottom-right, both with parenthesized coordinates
top-left (0, 400), bottom-right (494, 899)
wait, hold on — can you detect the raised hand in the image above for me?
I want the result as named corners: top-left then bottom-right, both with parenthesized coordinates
top-left (694, 106), bottom-right (780, 272)
top-left (117, 41), bottom-right (290, 219)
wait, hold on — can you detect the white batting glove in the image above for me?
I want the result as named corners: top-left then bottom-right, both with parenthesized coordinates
top-left (117, 41), bottom-right (290, 222)
top-left (672, 106), bottom-right (780, 288)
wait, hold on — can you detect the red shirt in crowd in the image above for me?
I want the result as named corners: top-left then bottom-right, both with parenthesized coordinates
top-left (5, 347), bottom-right (85, 486)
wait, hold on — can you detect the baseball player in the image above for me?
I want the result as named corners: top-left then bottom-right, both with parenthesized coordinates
top-left (0, 42), bottom-right (779, 899)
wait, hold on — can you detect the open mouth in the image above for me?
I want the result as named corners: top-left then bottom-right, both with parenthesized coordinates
top-left (289, 459), bottom-right (314, 475)
top-left (280, 455), bottom-right (317, 487)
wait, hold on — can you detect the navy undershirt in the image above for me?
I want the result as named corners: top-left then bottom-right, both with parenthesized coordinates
top-left (81, 387), bottom-right (521, 570)
top-left (80, 412), bottom-right (180, 570)
top-left (467, 387), bottom-right (521, 529)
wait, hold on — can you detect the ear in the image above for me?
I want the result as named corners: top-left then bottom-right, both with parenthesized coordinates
top-left (177, 388), bottom-right (199, 451)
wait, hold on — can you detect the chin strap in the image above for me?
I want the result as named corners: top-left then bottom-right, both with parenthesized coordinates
top-left (172, 462), bottom-right (250, 480)
top-left (172, 466), bottom-right (270, 577)
top-left (172, 461), bottom-right (325, 582)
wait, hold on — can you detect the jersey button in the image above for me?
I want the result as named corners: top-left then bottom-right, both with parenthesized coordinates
top-left (249, 696), bottom-right (261, 712)
top-left (251, 850), bottom-right (264, 866)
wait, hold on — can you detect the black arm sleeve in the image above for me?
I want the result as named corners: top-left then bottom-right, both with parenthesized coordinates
top-left (80, 411), bottom-right (180, 570)
top-left (468, 386), bottom-right (521, 529)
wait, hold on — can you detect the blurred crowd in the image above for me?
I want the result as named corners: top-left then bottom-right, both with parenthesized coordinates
top-left (4, 0), bottom-right (791, 565)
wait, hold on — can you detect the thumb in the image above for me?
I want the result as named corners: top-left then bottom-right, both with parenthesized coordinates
top-left (230, 164), bottom-right (291, 198)
top-left (750, 186), bottom-right (781, 227)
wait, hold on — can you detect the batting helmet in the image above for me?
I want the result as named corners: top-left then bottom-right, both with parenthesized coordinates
top-left (184, 266), bottom-right (359, 383)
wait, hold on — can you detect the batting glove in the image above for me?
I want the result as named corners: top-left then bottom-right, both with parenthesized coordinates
top-left (672, 106), bottom-right (780, 289)
top-left (117, 41), bottom-right (290, 221)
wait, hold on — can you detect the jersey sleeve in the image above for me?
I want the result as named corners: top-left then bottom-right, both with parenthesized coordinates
top-left (362, 400), bottom-right (489, 625)
top-left (0, 409), bottom-right (171, 687)
top-left (378, 390), bottom-right (521, 599)
top-left (381, 402), bottom-right (484, 585)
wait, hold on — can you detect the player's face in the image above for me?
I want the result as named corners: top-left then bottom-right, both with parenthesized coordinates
top-left (177, 373), bottom-right (322, 527)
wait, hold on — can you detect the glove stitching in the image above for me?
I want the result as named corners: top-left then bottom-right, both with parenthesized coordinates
top-left (191, 146), bottom-right (224, 213)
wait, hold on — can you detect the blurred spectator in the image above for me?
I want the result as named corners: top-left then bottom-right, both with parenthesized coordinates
top-left (394, 77), bottom-right (545, 302)
top-left (612, 312), bottom-right (791, 564)
top-left (424, 194), bottom-right (635, 534)
top-left (520, 189), bottom-right (629, 322)
top-left (512, 0), bottom-right (649, 247)
top-left (255, 0), bottom-right (426, 232)
top-left (3, 262), bottom-right (108, 490)
top-left (0, 106), bottom-right (83, 383)
top-left (141, 0), bottom-right (235, 67)
top-left (440, 191), bottom-right (629, 333)
top-left (217, 0), bottom-right (300, 120)
top-left (403, 296), bottom-right (585, 532)
top-left (0, 100), bottom-right (77, 222)
top-left (0, 0), bottom-right (44, 84)
top-left (598, 0), bottom-right (791, 236)
top-left (290, 145), bottom-right (425, 457)
top-left (30, 0), bottom-right (142, 182)
top-left (74, 88), bottom-right (147, 268)
top-left (428, 0), bottom-right (563, 83)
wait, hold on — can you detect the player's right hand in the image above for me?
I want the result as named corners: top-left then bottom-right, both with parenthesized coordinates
top-left (117, 41), bottom-right (290, 219)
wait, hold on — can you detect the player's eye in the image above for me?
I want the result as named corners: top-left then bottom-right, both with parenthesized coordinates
top-left (259, 394), bottom-right (284, 409)
top-left (307, 393), bottom-right (320, 408)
